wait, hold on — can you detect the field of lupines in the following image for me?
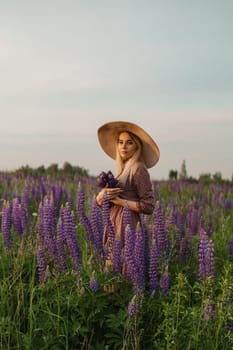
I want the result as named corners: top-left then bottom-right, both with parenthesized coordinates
top-left (0, 171), bottom-right (233, 350)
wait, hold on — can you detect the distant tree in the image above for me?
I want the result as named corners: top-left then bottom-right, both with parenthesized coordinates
top-left (36, 165), bottom-right (46, 174)
top-left (198, 173), bottom-right (212, 184)
top-left (169, 169), bottom-right (178, 180)
top-left (73, 165), bottom-right (89, 177)
top-left (47, 163), bottom-right (59, 175)
top-left (62, 162), bottom-right (74, 175)
top-left (15, 165), bottom-right (33, 176)
top-left (212, 171), bottom-right (223, 183)
top-left (2, 162), bottom-right (91, 178)
top-left (179, 160), bottom-right (188, 180)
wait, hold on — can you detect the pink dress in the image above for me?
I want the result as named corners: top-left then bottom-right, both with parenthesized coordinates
top-left (104, 165), bottom-right (155, 248)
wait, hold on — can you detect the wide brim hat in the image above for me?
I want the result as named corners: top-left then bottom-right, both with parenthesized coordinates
top-left (97, 121), bottom-right (160, 168)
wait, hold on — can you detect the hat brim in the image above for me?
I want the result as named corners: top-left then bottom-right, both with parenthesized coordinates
top-left (97, 121), bottom-right (160, 168)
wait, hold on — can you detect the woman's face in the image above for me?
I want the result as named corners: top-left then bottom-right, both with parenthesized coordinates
top-left (117, 132), bottom-right (137, 162)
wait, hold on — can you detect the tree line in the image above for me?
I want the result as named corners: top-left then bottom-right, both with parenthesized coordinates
top-left (8, 162), bottom-right (90, 178)
top-left (169, 160), bottom-right (232, 184)
top-left (1, 160), bottom-right (232, 184)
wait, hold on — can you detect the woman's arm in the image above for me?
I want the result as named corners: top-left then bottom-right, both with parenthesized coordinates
top-left (97, 188), bottom-right (140, 212)
top-left (110, 197), bottom-right (140, 212)
top-left (133, 166), bottom-right (155, 214)
top-left (96, 187), bottom-right (123, 206)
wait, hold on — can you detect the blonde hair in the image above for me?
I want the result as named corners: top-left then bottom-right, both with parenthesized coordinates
top-left (115, 131), bottom-right (145, 185)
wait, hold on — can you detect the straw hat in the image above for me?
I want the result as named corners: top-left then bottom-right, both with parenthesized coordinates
top-left (97, 121), bottom-right (160, 168)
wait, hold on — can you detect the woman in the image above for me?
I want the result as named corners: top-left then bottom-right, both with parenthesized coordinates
top-left (96, 121), bottom-right (160, 260)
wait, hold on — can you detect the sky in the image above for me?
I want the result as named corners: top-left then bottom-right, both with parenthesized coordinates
top-left (0, 0), bottom-right (233, 180)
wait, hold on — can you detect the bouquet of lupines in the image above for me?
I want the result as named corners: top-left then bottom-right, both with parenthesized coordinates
top-left (97, 170), bottom-right (117, 188)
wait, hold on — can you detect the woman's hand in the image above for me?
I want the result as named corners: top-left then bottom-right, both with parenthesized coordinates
top-left (96, 187), bottom-right (122, 206)
top-left (106, 187), bottom-right (123, 200)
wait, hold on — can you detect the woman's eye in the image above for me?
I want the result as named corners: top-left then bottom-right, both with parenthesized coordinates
top-left (118, 140), bottom-right (134, 145)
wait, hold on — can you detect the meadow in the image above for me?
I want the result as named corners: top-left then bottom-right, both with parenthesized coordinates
top-left (0, 171), bottom-right (232, 350)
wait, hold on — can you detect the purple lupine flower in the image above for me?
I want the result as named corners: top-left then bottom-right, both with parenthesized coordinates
top-left (42, 195), bottom-right (58, 260)
top-left (229, 240), bottom-right (233, 261)
top-left (207, 239), bottom-right (215, 280)
top-left (160, 264), bottom-right (170, 296)
top-left (90, 198), bottom-right (104, 258)
top-left (107, 171), bottom-right (117, 188)
top-left (56, 209), bottom-right (67, 272)
top-left (149, 238), bottom-right (159, 297)
top-left (1, 200), bottom-right (13, 252)
top-left (97, 170), bottom-right (117, 188)
top-left (133, 223), bottom-right (145, 292)
top-left (89, 275), bottom-right (99, 292)
top-left (153, 203), bottom-right (166, 258)
top-left (124, 224), bottom-right (141, 292)
top-left (97, 171), bottom-right (108, 188)
top-left (36, 248), bottom-right (47, 284)
top-left (76, 186), bottom-right (94, 244)
top-left (67, 196), bottom-right (73, 211)
top-left (52, 184), bottom-right (63, 212)
top-left (102, 194), bottom-right (115, 261)
top-left (40, 180), bottom-right (47, 198)
top-left (124, 224), bottom-right (135, 278)
top-left (186, 205), bottom-right (198, 235)
top-left (113, 234), bottom-right (122, 274)
top-left (198, 229), bottom-right (215, 282)
top-left (198, 231), bottom-right (209, 280)
top-left (63, 203), bottom-right (81, 272)
top-left (101, 191), bottom-right (110, 226)
top-left (12, 197), bottom-right (23, 238)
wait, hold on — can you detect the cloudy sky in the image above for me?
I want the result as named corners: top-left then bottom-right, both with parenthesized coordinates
top-left (0, 0), bottom-right (232, 180)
